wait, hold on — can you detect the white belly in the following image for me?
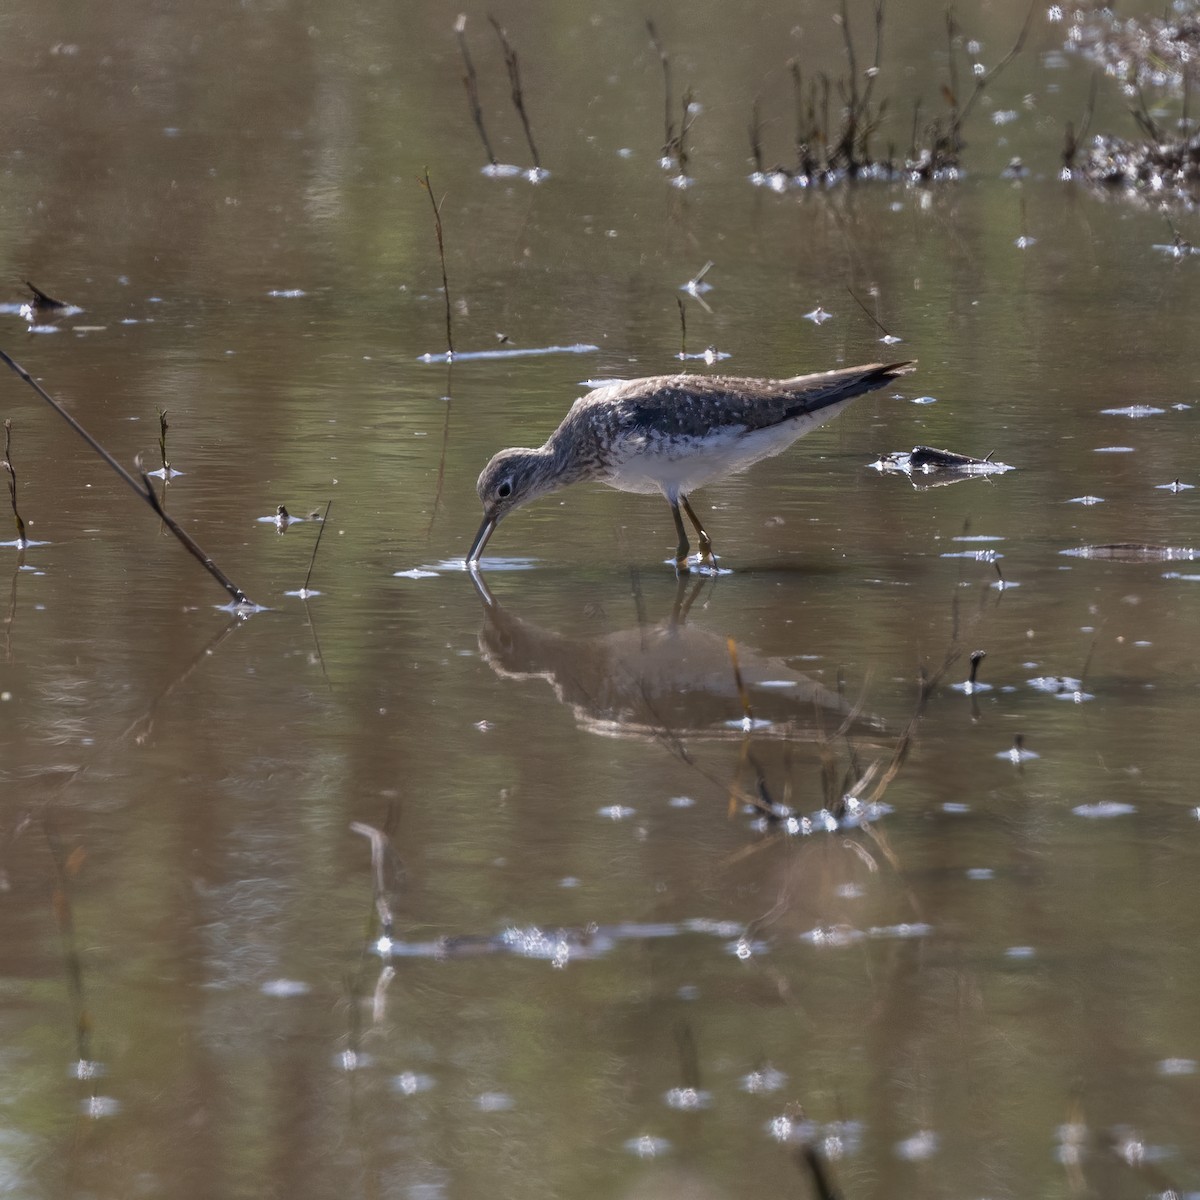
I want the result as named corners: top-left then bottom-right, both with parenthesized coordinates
top-left (600, 405), bottom-right (847, 499)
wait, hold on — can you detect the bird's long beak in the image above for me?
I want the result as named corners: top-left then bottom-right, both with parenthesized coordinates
top-left (466, 511), bottom-right (497, 565)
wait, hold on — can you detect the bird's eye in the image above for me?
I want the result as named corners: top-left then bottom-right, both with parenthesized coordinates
top-left (497, 479), bottom-right (513, 500)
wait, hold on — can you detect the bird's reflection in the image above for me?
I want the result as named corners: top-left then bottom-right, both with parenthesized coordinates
top-left (470, 570), bottom-right (881, 742)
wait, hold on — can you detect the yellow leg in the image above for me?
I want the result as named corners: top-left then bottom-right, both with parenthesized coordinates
top-left (669, 501), bottom-right (691, 573)
top-left (680, 495), bottom-right (715, 567)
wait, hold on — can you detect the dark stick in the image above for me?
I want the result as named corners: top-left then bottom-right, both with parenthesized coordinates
top-left (748, 97), bottom-right (764, 173)
top-left (678, 86), bottom-right (695, 177)
top-left (954, 1), bottom-right (1036, 136)
top-left (488, 15), bottom-right (541, 170)
top-left (795, 1144), bottom-right (843, 1200)
top-left (3, 419), bottom-right (27, 547)
top-left (845, 285), bottom-right (897, 340)
top-left (646, 20), bottom-right (675, 157)
top-left (425, 365), bottom-right (454, 542)
top-left (0, 349), bottom-right (254, 606)
top-left (300, 499), bottom-right (333, 596)
top-left (418, 169), bottom-right (454, 358)
top-left (454, 15), bottom-right (498, 166)
top-left (156, 407), bottom-right (170, 474)
top-left (676, 296), bottom-right (687, 360)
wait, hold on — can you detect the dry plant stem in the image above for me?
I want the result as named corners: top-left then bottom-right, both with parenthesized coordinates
top-left (748, 97), bottom-right (764, 173)
top-left (488, 15), bottom-right (541, 169)
top-left (156, 407), bottom-right (170, 472)
top-left (676, 297), bottom-right (687, 358)
top-left (302, 499), bottom-right (333, 595)
top-left (425, 366), bottom-right (454, 542)
top-left (454, 15), bottom-right (498, 166)
top-left (796, 1145), bottom-right (843, 1200)
top-left (3, 419), bottom-right (27, 545)
top-left (350, 822), bottom-right (397, 937)
top-left (846, 285), bottom-right (894, 339)
top-left (0, 349), bottom-right (254, 606)
top-left (419, 169), bottom-right (454, 357)
top-left (951, 1), bottom-right (1036, 142)
top-left (646, 20), bottom-right (675, 156)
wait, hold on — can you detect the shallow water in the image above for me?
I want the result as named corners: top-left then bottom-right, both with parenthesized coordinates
top-left (3, 2), bottom-right (1200, 1197)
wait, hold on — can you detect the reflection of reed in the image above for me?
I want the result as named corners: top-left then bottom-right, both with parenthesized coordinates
top-left (471, 572), bottom-right (878, 743)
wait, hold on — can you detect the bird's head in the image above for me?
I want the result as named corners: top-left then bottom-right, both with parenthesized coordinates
top-left (467, 448), bottom-right (554, 564)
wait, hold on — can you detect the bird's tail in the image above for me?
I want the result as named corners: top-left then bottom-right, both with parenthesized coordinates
top-left (778, 360), bottom-right (917, 420)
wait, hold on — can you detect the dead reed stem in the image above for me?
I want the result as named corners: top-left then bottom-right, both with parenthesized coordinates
top-left (0, 349), bottom-right (255, 606)
top-left (418, 169), bottom-right (455, 358)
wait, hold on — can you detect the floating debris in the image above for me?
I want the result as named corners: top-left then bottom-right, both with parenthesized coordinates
top-left (1152, 238), bottom-right (1200, 259)
top-left (1156, 479), bottom-right (1194, 492)
top-left (741, 1066), bottom-right (788, 1094)
top-left (1093, 445), bottom-right (1134, 453)
top-left (598, 805), bottom-right (635, 821)
top-left (681, 261), bottom-right (714, 295)
top-left (416, 343), bottom-right (599, 363)
top-left (624, 1135), bottom-right (671, 1159)
top-left (1062, 543), bottom-right (1199, 562)
top-left (260, 978), bottom-right (311, 997)
top-left (1102, 405), bottom-right (1165, 418)
top-left (1066, 495), bottom-right (1105, 505)
top-left (803, 306), bottom-right (833, 325)
top-left (663, 1087), bottom-right (711, 1111)
top-left (19, 280), bottom-right (81, 322)
top-left (392, 1071), bottom-right (436, 1095)
top-left (997, 734), bottom-right (1038, 763)
top-left (1072, 801), bottom-right (1136, 818)
top-left (1028, 675), bottom-right (1094, 702)
top-left (894, 1130), bottom-right (939, 1162)
top-left (871, 445), bottom-right (1014, 478)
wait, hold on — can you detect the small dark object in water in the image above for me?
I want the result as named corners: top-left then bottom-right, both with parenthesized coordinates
top-left (24, 281), bottom-right (68, 312)
top-left (872, 445), bottom-right (1014, 478)
top-left (468, 360), bottom-right (916, 572)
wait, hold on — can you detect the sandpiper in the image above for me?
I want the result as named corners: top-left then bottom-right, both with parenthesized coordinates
top-left (467, 359), bottom-right (915, 571)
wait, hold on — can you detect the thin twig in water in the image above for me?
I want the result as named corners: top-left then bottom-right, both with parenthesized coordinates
top-left (0, 350), bottom-right (254, 605)
top-left (646, 20), bottom-right (675, 158)
top-left (300, 500), bottom-right (333, 597)
top-left (156, 407), bottom-right (170, 474)
top-left (489, 15), bottom-right (541, 170)
top-left (952, 1), bottom-right (1036, 141)
top-left (676, 296), bottom-right (687, 360)
top-left (846, 285), bottom-right (898, 341)
top-left (454, 15), bottom-right (498, 166)
top-left (3, 420), bottom-right (28, 547)
top-left (350, 821), bottom-right (402, 940)
top-left (425, 367), bottom-right (454, 542)
top-left (418, 169), bottom-right (454, 358)
top-left (749, 97), bottom-right (764, 173)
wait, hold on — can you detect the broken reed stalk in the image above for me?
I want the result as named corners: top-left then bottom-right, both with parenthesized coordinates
top-left (454, 14), bottom-right (498, 167)
top-left (301, 499), bottom-right (333, 596)
top-left (950, 1), bottom-right (1036, 145)
top-left (3, 419), bottom-right (28, 547)
top-left (156, 407), bottom-right (170, 473)
top-left (418, 169), bottom-right (455, 358)
top-left (748, 97), bottom-right (764, 174)
top-left (349, 821), bottom-right (398, 939)
top-left (646, 20), bottom-right (675, 158)
top-left (795, 1144), bottom-right (843, 1200)
top-left (676, 296), bottom-right (687, 359)
top-left (488, 15), bottom-right (541, 170)
top-left (677, 87), bottom-right (695, 176)
top-left (0, 349), bottom-right (254, 606)
top-left (726, 636), bottom-right (755, 726)
top-left (845, 285), bottom-right (895, 340)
